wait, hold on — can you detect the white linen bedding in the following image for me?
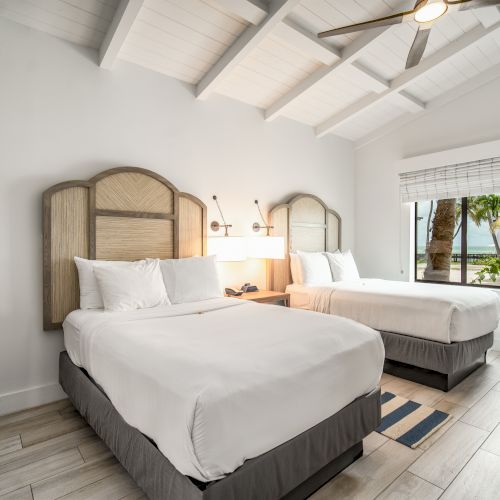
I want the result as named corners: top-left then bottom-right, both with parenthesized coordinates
top-left (63, 298), bottom-right (384, 482)
top-left (286, 279), bottom-right (500, 344)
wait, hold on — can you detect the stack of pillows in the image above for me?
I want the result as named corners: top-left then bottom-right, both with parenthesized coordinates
top-left (74, 255), bottom-right (223, 312)
top-left (290, 250), bottom-right (360, 285)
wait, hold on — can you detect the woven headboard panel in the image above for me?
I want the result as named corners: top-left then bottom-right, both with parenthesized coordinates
top-left (43, 167), bottom-right (206, 330)
top-left (268, 194), bottom-right (341, 292)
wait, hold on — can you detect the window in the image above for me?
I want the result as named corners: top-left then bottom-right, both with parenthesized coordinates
top-left (415, 195), bottom-right (500, 287)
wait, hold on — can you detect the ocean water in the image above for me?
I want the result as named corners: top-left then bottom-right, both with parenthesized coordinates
top-left (466, 246), bottom-right (497, 254)
top-left (417, 246), bottom-right (496, 254)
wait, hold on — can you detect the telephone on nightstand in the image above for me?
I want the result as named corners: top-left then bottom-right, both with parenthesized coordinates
top-left (225, 288), bottom-right (243, 297)
top-left (241, 283), bottom-right (259, 293)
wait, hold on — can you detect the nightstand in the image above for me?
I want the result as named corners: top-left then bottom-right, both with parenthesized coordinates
top-left (229, 290), bottom-right (290, 307)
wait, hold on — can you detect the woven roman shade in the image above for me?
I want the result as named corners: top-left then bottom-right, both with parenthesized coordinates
top-left (399, 157), bottom-right (500, 202)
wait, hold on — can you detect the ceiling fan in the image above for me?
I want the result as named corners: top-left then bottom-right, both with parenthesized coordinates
top-left (318, 0), bottom-right (500, 69)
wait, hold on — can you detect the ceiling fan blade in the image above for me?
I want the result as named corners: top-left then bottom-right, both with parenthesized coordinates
top-left (318, 10), bottom-right (414, 38)
top-left (406, 26), bottom-right (431, 69)
top-left (446, 0), bottom-right (500, 10)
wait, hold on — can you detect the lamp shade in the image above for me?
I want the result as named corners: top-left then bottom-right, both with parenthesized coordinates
top-left (247, 236), bottom-right (285, 259)
top-left (208, 236), bottom-right (246, 262)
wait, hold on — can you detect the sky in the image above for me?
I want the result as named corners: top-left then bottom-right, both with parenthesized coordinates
top-left (417, 200), bottom-right (496, 252)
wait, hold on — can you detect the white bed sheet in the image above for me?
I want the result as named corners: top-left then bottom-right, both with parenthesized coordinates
top-left (286, 279), bottom-right (500, 344)
top-left (63, 298), bottom-right (384, 482)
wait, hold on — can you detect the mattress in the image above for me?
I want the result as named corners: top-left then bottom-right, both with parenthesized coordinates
top-left (286, 279), bottom-right (500, 344)
top-left (62, 298), bottom-right (384, 483)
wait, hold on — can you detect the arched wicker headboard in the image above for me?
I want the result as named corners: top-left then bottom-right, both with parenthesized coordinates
top-left (268, 194), bottom-right (341, 292)
top-left (42, 167), bottom-right (206, 330)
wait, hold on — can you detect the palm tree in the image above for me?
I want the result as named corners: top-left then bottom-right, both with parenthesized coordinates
top-left (468, 195), bottom-right (500, 257)
top-left (423, 199), bottom-right (456, 281)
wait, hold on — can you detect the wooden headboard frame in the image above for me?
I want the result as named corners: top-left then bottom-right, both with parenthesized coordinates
top-left (43, 166), bottom-right (207, 330)
top-left (268, 194), bottom-right (341, 292)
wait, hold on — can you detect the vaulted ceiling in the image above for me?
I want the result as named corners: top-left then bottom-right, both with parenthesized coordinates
top-left (2, 0), bottom-right (500, 146)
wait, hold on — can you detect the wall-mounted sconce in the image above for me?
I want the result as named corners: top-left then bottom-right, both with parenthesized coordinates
top-left (252, 200), bottom-right (273, 236)
top-left (248, 200), bottom-right (285, 260)
top-left (210, 195), bottom-right (233, 236)
top-left (208, 195), bottom-right (246, 262)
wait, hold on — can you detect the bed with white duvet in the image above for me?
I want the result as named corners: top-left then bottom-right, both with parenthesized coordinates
top-left (286, 249), bottom-right (499, 391)
top-left (287, 279), bottom-right (500, 344)
top-left (63, 297), bottom-right (384, 483)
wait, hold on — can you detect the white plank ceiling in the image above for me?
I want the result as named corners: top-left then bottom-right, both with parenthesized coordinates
top-left (2, 0), bottom-right (500, 145)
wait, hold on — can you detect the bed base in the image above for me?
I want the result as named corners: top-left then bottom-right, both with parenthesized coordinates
top-left (380, 331), bottom-right (493, 392)
top-left (59, 352), bottom-right (380, 500)
top-left (383, 355), bottom-right (486, 392)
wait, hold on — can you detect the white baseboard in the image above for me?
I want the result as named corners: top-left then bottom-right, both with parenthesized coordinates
top-left (0, 383), bottom-right (67, 416)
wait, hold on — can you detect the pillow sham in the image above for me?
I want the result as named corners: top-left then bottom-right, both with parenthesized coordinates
top-left (158, 255), bottom-right (223, 304)
top-left (74, 257), bottom-right (133, 309)
top-left (93, 259), bottom-right (170, 311)
top-left (289, 253), bottom-right (304, 285)
top-left (296, 251), bottom-right (333, 285)
top-left (326, 249), bottom-right (360, 281)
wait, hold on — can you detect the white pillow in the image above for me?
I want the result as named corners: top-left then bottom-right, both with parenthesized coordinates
top-left (93, 259), bottom-right (170, 311)
top-left (158, 256), bottom-right (222, 304)
top-left (289, 253), bottom-right (304, 285)
top-left (326, 250), bottom-right (360, 281)
top-left (296, 251), bottom-right (333, 285)
top-left (74, 257), bottom-right (133, 309)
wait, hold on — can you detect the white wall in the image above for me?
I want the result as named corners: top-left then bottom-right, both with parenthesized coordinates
top-left (355, 76), bottom-right (500, 281)
top-left (0, 19), bottom-right (356, 414)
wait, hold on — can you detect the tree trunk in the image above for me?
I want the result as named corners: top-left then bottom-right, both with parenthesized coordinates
top-left (487, 214), bottom-right (500, 257)
top-left (425, 200), bottom-right (434, 271)
top-left (423, 199), bottom-right (456, 281)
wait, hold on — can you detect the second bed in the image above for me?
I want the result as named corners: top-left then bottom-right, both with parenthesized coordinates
top-left (269, 194), bottom-right (499, 391)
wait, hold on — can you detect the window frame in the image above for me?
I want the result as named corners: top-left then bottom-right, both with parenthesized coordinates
top-left (414, 197), bottom-right (497, 288)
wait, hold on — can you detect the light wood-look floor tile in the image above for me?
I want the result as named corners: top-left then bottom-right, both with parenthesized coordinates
top-left (56, 471), bottom-right (142, 500)
top-left (381, 379), bottom-right (422, 399)
top-left (0, 413), bottom-right (63, 442)
top-left (0, 428), bottom-right (94, 475)
top-left (0, 486), bottom-right (33, 500)
top-left (460, 389), bottom-right (500, 431)
top-left (0, 437), bottom-right (21, 458)
top-left (77, 437), bottom-right (113, 463)
top-left (486, 349), bottom-right (500, 363)
top-left (442, 371), bottom-right (499, 408)
top-left (31, 457), bottom-right (120, 500)
top-left (310, 440), bottom-right (422, 500)
top-left (481, 423), bottom-right (500, 456)
top-left (20, 414), bottom-right (86, 448)
top-left (363, 432), bottom-right (389, 457)
top-left (408, 420), bottom-right (488, 489)
top-left (0, 449), bottom-right (83, 496)
top-left (380, 373), bottom-right (396, 385)
top-left (0, 401), bottom-right (71, 428)
top-left (375, 471), bottom-right (442, 500)
top-left (440, 449), bottom-right (500, 500)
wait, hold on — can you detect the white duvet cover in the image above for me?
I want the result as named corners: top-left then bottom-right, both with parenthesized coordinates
top-left (63, 298), bottom-right (383, 482)
top-left (287, 279), bottom-right (500, 344)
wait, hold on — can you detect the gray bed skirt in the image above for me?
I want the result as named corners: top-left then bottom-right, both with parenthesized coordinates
top-left (381, 331), bottom-right (493, 391)
top-left (59, 352), bottom-right (381, 500)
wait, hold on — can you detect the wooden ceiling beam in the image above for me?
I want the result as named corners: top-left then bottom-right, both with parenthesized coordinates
top-left (354, 62), bottom-right (500, 150)
top-left (196, 0), bottom-right (302, 100)
top-left (213, 0), bottom-right (268, 25)
top-left (272, 19), bottom-right (341, 64)
top-left (315, 21), bottom-right (500, 138)
top-left (264, 26), bottom-right (391, 121)
top-left (99, 0), bottom-right (143, 70)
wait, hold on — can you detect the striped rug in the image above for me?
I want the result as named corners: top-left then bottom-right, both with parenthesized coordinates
top-left (376, 392), bottom-right (451, 448)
